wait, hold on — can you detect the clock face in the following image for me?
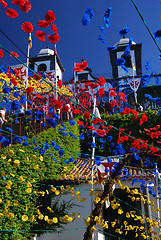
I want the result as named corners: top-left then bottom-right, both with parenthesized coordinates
top-left (117, 50), bottom-right (136, 78)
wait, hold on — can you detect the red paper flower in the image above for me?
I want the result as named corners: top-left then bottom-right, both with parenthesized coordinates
top-left (118, 92), bottom-right (126, 98)
top-left (35, 30), bottom-right (46, 41)
top-left (37, 20), bottom-right (50, 28)
top-left (62, 105), bottom-right (69, 113)
top-left (33, 72), bottom-right (42, 80)
top-left (57, 80), bottom-right (62, 88)
top-left (96, 129), bottom-right (106, 137)
top-left (52, 24), bottom-right (58, 34)
top-left (97, 88), bottom-right (105, 98)
top-left (117, 100), bottom-right (121, 107)
top-left (109, 90), bottom-right (117, 97)
top-left (90, 83), bottom-right (99, 89)
top-left (120, 98), bottom-right (127, 102)
top-left (48, 34), bottom-right (59, 43)
top-left (131, 109), bottom-right (138, 115)
top-left (73, 61), bottom-right (88, 72)
top-left (10, 51), bottom-right (19, 58)
top-left (73, 109), bottom-right (80, 114)
top-left (55, 101), bottom-right (62, 109)
top-left (84, 112), bottom-right (90, 119)
top-left (108, 88), bottom-right (116, 91)
top-left (111, 99), bottom-right (116, 107)
top-left (26, 87), bottom-right (33, 94)
top-left (6, 8), bottom-right (18, 18)
top-left (149, 125), bottom-right (160, 131)
top-left (132, 115), bottom-right (138, 121)
top-left (139, 113), bottom-right (148, 125)
top-left (19, 0), bottom-right (31, 13)
top-left (21, 22), bottom-right (33, 33)
top-left (0, 49), bottom-right (4, 58)
top-left (11, 77), bottom-right (17, 86)
top-left (87, 126), bottom-right (95, 131)
top-left (77, 121), bottom-right (84, 125)
top-left (97, 77), bottom-right (106, 86)
top-left (45, 10), bottom-right (56, 23)
top-left (1, 0), bottom-right (7, 8)
top-left (12, 0), bottom-right (26, 5)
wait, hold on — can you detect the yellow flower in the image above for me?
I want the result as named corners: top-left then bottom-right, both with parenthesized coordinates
top-left (118, 208), bottom-right (123, 215)
top-left (76, 191), bottom-right (80, 196)
top-left (27, 182), bottom-right (32, 187)
top-left (6, 200), bottom-right (10, 207)
top-left (32, 155), bottom-right (37, 160)
top-left (5, 185), bottom-right (11, 190)
top-left (47, 219), bottom-right (53, 225)
top-left (6, 180), bottom-right (12, 186)
top-left (47, 207), bottom-right (54, 213)
top-left (0, 213), bottom-right (4, 217)
top-left (80, 197), bottom-right (86, 203)
top-left (53, 217), bottom-right (58, 223)
top-left (91, 226), bottom-right (96, 231)
top-left (78, 213), bottom-right (81, 218)
top-left (14, 160), bottom-right (20, 166)
top-left (26, 188), bottom-right (32, 193)
top-left (39, 156), bottom-right (43, 161)
top-left (8, 150), bottom-right (14, 156)
top-left (7, 159), bottom-right (12, 164)
top-left (38, 214), bottom-right (44, 220)
top-left (4, 206), bottom-right (8, 214)
top-left (14, 200), bottom-right (18, 206)
top-left (34, 164), bottom-right (39, 170)
top-left (44, 216), bottom-right (48, 221)
top-left (55, 190), bottom-right (60, 195)
top-left (1, 154), bottom-right (6, 160)
top-left (19, 149), bottom-right (25, 153)
top-left (8, 213), bottom-right (14, 219)
top-left (19, 176), bottom-right (25, 181)
top-left (25, 157), bottom-right (29, 162)
top-left (30, 216), bottom-right (34, 223)
top-left (22, 215), bottom-right (28, 221)
top-left (0, 199), bottom-right (2, 204)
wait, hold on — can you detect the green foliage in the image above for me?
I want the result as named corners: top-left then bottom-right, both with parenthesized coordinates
top-left (80, 110), bottom-right (161, 159)
top-left (0, 120), bottom-right (80, 239)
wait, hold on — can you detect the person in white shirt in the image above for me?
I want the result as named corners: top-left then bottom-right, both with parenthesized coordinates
top-left (0, 108), bottom-right (7, 124)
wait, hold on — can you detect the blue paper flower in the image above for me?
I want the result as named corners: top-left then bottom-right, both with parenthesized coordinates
top-left (52, 157), bottom-right (57, 162)
top-left (11, 100), bottom-right (20, 111)
top-left (91, 142), bottom-right (96, 148)
top-left (6, 127), bottom-right (13, 132)
top-left (51, 141), bottom-right (55, 147)
top-left (21, 136), bottom-right (28, 141)
top-left (121, 65), bottom-right (128, 73)
top-left (129, 37), bottom-right (133, 46)
top-left (69, 157), bottom-right (74, 162)
top-left (79, 133), bottom-right (85, 140)
top-left (59, 150), bottom-right (64, 157)
top-left (99, 34), bottom-right (106, 45)
top-left (119, 27), bottom-right (129, 37)
top-left (99, 25), bottom-right (106, 34)
top-left (64, 160), bottom-right (69, 164)
top-left (107, 136), bottom-right (113, 141)
top-left (158, 109), bottom-right (161, 116)
top-left (107, 46), bottom-right (117, 51)
top-left (25, 110), bottom-right (32, 116)
top-left (3, 139), bottom-right (11, 146)
top-left (0, 136), bottom-right (6, 143)
top-left (33, 138), bottom-right (36, 144)
top-left (54, 145), bottom-right (60, 151)
top-left (104, 7), bottom-right (112, 19)
top-left (82, 14), bottom-right (90, 26)
top-left (53, 114), bottom-right (59, 120)
top-left (104, 18), bottom-right (110, 28)
top-left (22, 141), bottom-right (29, 147)
top-left (43, 142), bottom-right (49, 150)
top-left (34, 147), bottom-right (39, 150)
top-left (61, 123), bottom-right (66, 128)
top-left (116, 58), bottom-right (125, 66)
top-left (62, 132), bottom-right (68, 136)
top-left (41, 122), bottom-right (45, 129)
top-left (3, 87), bottom-right (10, 94)
top-left (48, 107), bottom-right (53, 115)
top-left (69, 120), bottom-right (75, 126)
top-left (39, 148), bottom-right (45, 155)
top-left (13, 136), bottom-right (22, 143)
top-left (86, 7), bottom-right (94, 19)
top-left (124, 45), bottom-right (130, 56)
top-left (154, 30), bottom-right (161, 40)
top-left (13, 92), bottom-right (19, 98)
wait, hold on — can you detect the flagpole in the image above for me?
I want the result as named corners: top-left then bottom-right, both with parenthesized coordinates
top-left (25, 33), bottom-right (31, 110)
top-left (54, 44), bottom-right (57, 100)
top-left (154, 163), bottom-right (160, 222)
top-left (132, 57), bottom-right (137, 104)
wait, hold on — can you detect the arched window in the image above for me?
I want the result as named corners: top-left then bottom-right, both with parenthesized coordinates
top-left (38, 63), bottom-right (47, 72)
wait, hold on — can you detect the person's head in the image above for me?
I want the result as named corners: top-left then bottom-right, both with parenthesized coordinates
top-left (144, 99), bottom-right (147, 103)
top-left (2, 107), bottom-right (6, 112)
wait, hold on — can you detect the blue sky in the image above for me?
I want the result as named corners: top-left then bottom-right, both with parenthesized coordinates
top-left (0, 0), bottom-right (161, 81)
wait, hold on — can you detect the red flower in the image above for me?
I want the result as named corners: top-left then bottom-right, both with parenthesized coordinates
top-left (139, 113), bottom-right (148, 125)
top-left (108, 88), bottom-right (116, 91)
top-left (96, 129), bottom-right (106, 137)
top-left (84, 112), bottom-right (90, 119)
top-left (1, 0), bottom-right (7, 8)
top-left (87, 126), bottom-right (95, 131)
top-left (131, 109), bottom-right (138, 115)
top-left (97, 77), bottom-right (106, 86)
top-left (6, 8), bottom-right (18, 18)
top-left (57, 80), bottom-right (62, 88)
top-left (52, 24), bottom-right (58, 34)
top-left (132, 115), bottom-right (138, 121)
top-left (45, 10), bottom-right (56, 23)
top-left (109, 90), bottom-right (117, 97)
top-left (90, 83), bottom-right (99, 89)
top-left (73, 61), bottom-right (88, 72)
top-left (10, 51), bottom-right (19, 58)
top-left (19, 0), bottom-right (31, 13)
top-left (48, 34), bottom-right (59, 43)
top-left (77, 121), bottom-right (84, 125)
top-left (111, 99), bottom-right (116, 107)
top-left (106, 126), bottom-right (113, 132)
top-left (33, 72), bottom-right (42, 80)
top-left (35, 30), bottom-right (46, 41)
top-left (62, 105), bottom-right (69, 113)
top-left (26, 87), bottom-right (33, 94)
top-left (73, 109), bottom-right (80, 114)
top-left (120, 98), bottom-right (127, 102)
top-left (12, 0), bottom-right (26, 5)
top-left (118, 92), bottom-right (126, 98)
top-left (55, 101), bottom-right (62, 109)
top-left (21, 22), bottom-right (33, 33)
top-left (117, 100), bottom-right (121, 107)
top-left (0, 49), bottom-right (4, 58)
top-left (11, 77), bottom-right (17, 86)
top-left (149, 125), bottom-right (160, 131)
top-left (97, 88), bottom-right (105, 97)
top-left (37, 20), bottom-right (50, 28)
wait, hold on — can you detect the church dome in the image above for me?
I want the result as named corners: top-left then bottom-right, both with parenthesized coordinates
top-left (36, 48), bottom-right (54, 57)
